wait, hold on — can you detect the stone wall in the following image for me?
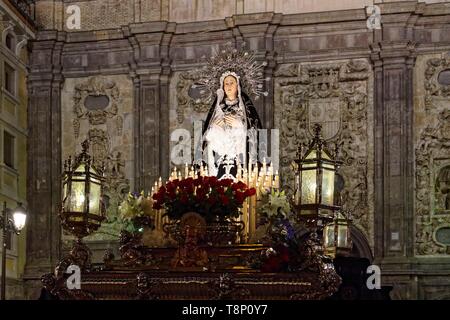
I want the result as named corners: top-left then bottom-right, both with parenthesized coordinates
top-left (61, 75), bottom-right (134, 245)
top-left (33, 0), bottom-right (449, 29)
top-left (274, 59), bottom-right (375, 248)
top-left (24, 0), bottom-right (450, 299)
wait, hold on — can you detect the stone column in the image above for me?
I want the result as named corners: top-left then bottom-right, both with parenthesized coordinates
top-left (133, 74), bottom-right (171, 191)
top-left (371, 41), bottom-right (416, 260)
top-left (24, 33), bottom-right (65, 298)
top-left (130, 23), bottom-right (173, 191)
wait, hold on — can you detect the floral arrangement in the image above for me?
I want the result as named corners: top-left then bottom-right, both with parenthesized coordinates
top-left (119, 191), bottom-right (154, 234)
top-left (252, 190), bottom-right (309, 272)
top-left (258, 190), bottom-right (291, 220)
top-left (152, 176), bottom-right (256, 222)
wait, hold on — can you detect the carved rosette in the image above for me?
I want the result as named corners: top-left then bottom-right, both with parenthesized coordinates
top-left (275, 59), bottom-right (373, 241)
top-left (176, 71), bottom-right (211, 124)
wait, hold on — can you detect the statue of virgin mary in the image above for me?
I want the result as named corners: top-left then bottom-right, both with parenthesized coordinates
top-left (193, 46), bottom-right (268, 180)
top-left (202, 71), bottom-right (262, 179)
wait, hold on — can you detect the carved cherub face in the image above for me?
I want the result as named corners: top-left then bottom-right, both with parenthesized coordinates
top-left (223, 75), bottom-right (238, 101)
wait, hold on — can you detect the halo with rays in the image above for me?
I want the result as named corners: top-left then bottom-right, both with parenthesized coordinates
top-left (191, 44), bottom-right (270, 102)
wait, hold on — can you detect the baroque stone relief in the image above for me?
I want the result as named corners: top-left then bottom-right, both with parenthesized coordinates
top-left (176, 71), bottom-right (210, 124)
top-left (414, 53), bottom-right (450, 256)
top-left (274, 59), bottom-right (374, 245)
top-left (424, 57), bottom-right (450, 111)
top-left (62, 75), bottom-right (134, 242)
top-left (415, 109), bottom-right (450, 255)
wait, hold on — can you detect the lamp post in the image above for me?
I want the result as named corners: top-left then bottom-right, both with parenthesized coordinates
top-left (1, 201), bottom-right (27, 300)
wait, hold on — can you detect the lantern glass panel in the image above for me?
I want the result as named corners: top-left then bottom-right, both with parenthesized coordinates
top-left (305, 150), bottom-right (317, 160)
top-left (324, 224), bottom-right (334, 248)
top-left (321, 168), bottom-right (335, 206)
top-left (69, 180), bottom-right (86, 212)
top-left (321, 150), bottom-right (331, 160)
top-left (301, 163), bottom-right (316, 169)
top-left (322, 162), bottom-right (334, 169)
top-left (337, 224), bottom-right (349, 247)
top-left (75, 164), bottom-right (86, 173)
top-left (301, 169), bottom-right (316, 204)
top-left (89, 181), bottom-right (101, 215)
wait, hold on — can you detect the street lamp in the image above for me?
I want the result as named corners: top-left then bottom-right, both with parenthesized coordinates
top-left (1, 202), bottom-right (28, 300)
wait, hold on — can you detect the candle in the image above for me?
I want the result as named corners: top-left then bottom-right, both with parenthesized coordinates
top-left (274, 170), bottom-right (280, 189)
top-left (185, 163), bottom-right (189, 178)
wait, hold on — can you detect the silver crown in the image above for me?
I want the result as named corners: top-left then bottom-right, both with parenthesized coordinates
top-left (192, 44), bottom-right (270, 102)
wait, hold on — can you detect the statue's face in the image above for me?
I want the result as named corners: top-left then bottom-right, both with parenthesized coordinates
top-left (223, 75), bottom-right (238, 100)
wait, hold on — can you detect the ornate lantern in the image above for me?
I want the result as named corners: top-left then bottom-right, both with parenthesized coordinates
top-left (292, 124), bottom-right (342, 225)
top-left (323, 210), bottom-right (353, 258)
top-left (61, 140), bottom-right (106, 240)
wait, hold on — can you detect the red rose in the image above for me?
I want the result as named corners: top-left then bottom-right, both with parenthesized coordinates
top-left (208, 176), bottom-right (218, 185)
top-left (245, 188), bottom-right (256, 197)
top-left (235, 191), bottom-right (245, 205)
top-left (152, 191), bottom-right (164, 203)
top-left (220, 195), bottom-right (229, 205)
top-left (152, 203), bottom-right (162, 210)
top-left (220, 179), bottom-right (233, 187)
top-left (208, 195), bottom-right (216, 205)
top-left (236, 181), bottom-right (247, 190)
top-left (180, 194), bottom-right (188, 204)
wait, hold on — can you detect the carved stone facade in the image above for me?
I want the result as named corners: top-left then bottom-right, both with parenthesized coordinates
top-left (61, 75), bottom-right (134, 242)
top-left (274, 59), bottom-right (374, 246)
top-left (23, 1), bottom-right (450, 300)
top-left (415, 54), bottom-right (450, 255)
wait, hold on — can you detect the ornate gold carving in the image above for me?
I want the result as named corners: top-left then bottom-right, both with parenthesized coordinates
top-left (275, 59), bottom-right (372, 237)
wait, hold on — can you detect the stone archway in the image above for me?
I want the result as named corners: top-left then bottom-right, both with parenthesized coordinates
top-left (350, 226), bottom-right (374, 262)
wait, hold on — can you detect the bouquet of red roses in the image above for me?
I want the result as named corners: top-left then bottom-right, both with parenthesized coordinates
top-left (152, 176), bottom-right (256, 222)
